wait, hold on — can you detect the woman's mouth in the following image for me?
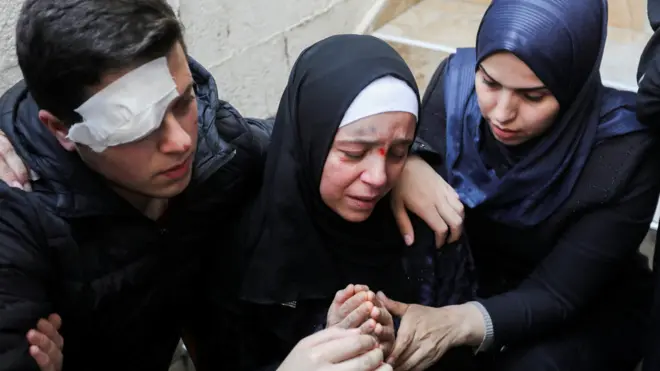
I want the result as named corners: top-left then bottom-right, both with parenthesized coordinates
top-left (489, 122), bottom-right (520, 142)
top-left (346, 195), bottom-right (379, 210)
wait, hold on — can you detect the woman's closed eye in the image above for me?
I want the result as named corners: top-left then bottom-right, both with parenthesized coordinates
top-left (341, 148), bottom-right (408, 161)
top-left (388, 146), bottom-right (408, 160)
top-left (482, 78), bottom-right (499, 89)
top-left (522, 92), bottom-right (545, 103)
top-left (342, 150), bottom-right (366, 160)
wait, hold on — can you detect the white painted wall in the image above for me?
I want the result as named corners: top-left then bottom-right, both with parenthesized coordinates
top-left (0, 0), bottom-right (374, 117)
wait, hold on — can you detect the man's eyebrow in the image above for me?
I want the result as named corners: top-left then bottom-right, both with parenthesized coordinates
top-left (181, 82), bottom-right (195, 95)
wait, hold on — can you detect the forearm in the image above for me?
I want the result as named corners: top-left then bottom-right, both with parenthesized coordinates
top-left (478, 287), bottom-right (569, 349)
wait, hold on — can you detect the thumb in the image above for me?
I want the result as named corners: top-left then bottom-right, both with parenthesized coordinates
top-left (377, 291), bottom-right (408, 316)
top-left (391, 197), bottom-right (414, 246)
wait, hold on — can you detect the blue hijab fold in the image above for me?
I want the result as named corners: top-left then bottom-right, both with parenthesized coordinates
top-left (442, 0), bottom-right (646, 226)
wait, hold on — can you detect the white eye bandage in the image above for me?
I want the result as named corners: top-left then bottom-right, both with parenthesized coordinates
top-left (339, 76), bottom-right (418, 128)
top-left (67, 57), bottom-right (180, 152)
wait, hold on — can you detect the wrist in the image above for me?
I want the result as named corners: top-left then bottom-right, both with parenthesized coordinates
top-left (448, 304), bottom-right (486, 346)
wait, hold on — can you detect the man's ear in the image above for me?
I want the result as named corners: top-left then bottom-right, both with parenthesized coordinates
top-left (38, 110), bottom-right (76, 151)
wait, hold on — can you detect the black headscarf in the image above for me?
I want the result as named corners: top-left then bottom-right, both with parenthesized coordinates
top-left (240, 34), bottom-right (420, 304)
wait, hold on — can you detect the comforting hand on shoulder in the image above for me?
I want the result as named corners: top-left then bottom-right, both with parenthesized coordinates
top-left (390, 156), bottom-right (464, 248)
top-left (327, 284), bottom-right (395, 357)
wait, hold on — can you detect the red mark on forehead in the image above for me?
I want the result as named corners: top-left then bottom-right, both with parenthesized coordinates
top-left (377, 147), bottom-right (386, 156)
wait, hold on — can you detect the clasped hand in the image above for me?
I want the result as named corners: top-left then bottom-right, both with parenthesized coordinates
top-left (326, 284), bottom-right (395, 357)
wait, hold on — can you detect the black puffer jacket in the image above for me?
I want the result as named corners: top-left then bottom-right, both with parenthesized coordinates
top-left (0, 59), bottom-right (271, 371)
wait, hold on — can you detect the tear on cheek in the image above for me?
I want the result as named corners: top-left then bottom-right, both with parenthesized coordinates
top-left (377, 147), bottom-right (386, 156)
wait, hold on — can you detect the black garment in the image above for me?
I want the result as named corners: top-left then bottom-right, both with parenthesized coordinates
top-left (417, 56), bottom-right (659, 371)
top-left (639, 2), bottom-right (660, 370)
top-left (646, 242), bottom-right (660, 371)
top-left (0, 59), bottom-right (271, 371)
top-left (473, 302), bottom-right (648, 371)
top-left (240, 34), bottom-right (420, 305)
top-left (196, 34), bottom-right (475, 371)
top-left (637, 27), bottom-right (660, 126)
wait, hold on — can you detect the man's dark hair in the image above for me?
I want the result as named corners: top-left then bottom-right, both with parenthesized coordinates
top-left (16, 0), bottom-right (185, 125)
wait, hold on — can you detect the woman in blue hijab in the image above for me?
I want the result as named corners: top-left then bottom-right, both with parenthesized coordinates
top-left (381, 0), bottom-right (660, 370)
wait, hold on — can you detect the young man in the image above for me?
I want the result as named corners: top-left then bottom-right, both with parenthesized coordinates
top-left (0, 1), bottom-right (398, 370)
top-left (0, 0), bottom-right (276, 369)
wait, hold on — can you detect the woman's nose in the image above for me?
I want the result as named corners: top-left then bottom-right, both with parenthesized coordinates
top-left (360, 156), bottom-right (387, 188)
top-left (492, 91), bottom-right (517, 125)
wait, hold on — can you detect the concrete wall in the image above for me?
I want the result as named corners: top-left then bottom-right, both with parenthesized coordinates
top-left (0, 0), bottom-right (374, 117)
top-left (0, 0), bottom-right (22, 94)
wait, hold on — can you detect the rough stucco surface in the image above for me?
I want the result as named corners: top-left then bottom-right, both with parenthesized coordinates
top-left (0, 0), bottom-right (372, 117)
top-left (0, 0), bottom-right (22, 94)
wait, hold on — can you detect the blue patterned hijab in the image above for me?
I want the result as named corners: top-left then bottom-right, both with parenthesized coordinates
top-left (442, 0), bottom-right (646, 226)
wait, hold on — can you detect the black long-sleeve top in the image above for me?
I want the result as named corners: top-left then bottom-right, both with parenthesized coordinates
top-left (415, 56), bottom-right (660, 351)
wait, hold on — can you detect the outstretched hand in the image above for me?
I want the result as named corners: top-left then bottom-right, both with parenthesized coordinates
top-left (378, 292), bottom-right (482, 371)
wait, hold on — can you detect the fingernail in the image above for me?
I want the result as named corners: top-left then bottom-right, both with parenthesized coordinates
top-left (23, 183), bottom-right (31, 192)
top-left (404, 234), bottom-right (413, 246)
top-left (10, 181), bottom-right (23, 190)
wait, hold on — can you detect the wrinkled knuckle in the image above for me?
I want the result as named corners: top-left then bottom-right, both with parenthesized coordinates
top-left (308, 350), bottom-right (323, 364)
top-left (456, 203), bottom-right (465, 215)
top-left (359, 334), bottom-right (377, 348)
top-left (347, 313), bottom-right (360, 326)
top-left (360, 349), bottom-right (383, 368)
